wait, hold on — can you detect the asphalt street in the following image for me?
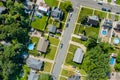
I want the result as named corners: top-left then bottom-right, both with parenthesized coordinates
top-left (51, 7), bottom-right (79, 80)
top-left (51, 0), bottom-right (120, 80)
top-left (71, 0), bottom-right (120, 13)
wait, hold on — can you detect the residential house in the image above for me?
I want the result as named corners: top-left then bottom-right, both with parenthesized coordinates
top-left (1, 0), bottom-right (6, 2)
top-left (68, 75), bottom-right (80, 80)
top-left (38, 2), bottom-right (50, 15)
top-left (87, 15), bottom-right (99, 26)
top-left (0, 6), bottom-right (6, 14)
top-left (28, 70), bottom-right (39, 80)
top-left (73, 48), bottom-right (84, 64)
top-left (37, 37), bottom-right (49, 53)
top-left (48, 24), bottom-right (57, 33)
top-left (51, 7), bottom-right (63, 21)
top-left (102, 19), bottom-right (112, 29)
top-left (26, 57), bottom-right (44, 70)
top-left (114, 21), bottom-right (120, 32)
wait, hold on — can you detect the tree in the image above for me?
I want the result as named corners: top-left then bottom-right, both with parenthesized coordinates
top-left (114, 64), bottom-right (120, 71)
top-left (116, 52), bottom-right (120, 63)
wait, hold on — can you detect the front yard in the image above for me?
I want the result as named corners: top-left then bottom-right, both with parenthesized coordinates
top-left (116, 0), bottom-right (120, 5)
top-left (44, 62), bottom-right (52, 72)
top-left (31, 16), bottom-right (47, 31)
top-left (44, 0), bottom-right (59, 7)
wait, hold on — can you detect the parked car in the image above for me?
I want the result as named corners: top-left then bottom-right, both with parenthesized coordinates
top-left (59, 43), bottom-right (63, 48)
top-left (108, 9), bottom-right (111, 12)
top-left (102, 8), bottom-right (107, 11)
top-left (66, 23), bottom-right (69, 28)
top-left (116, 12), bottom-right (120, 14)
top-left (69, 12), bottom-right (73, 17)
top-left (98, 1), bottom-right (103, 5)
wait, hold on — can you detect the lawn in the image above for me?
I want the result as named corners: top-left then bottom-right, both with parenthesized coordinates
top-left (44, 0), bottom-right (59, 7)
top-left (0, 2), bottom-right (3, 6)
top-left (18, 65), bottom-right (30, 80)
top-left (94, 10), bottom-right (107, 19)
top-left (48, 36), bottom-right (59, 46)
top-left (78, 7), bottom-right (93, 23)
top-left (72, 37), bottom-right (87, 46)
top-left (45, 45), bottom-right (57, 60)
top-left (59, 2), bottom-right (69, 22)
top-left (68, 44), bottom-right (79, 53)
top-left (38, 73), bottom-right (51, 80)
top-left (108, 0), bottom-right (112, 2)
top-left (115, 15), bottom-right (119, 21)
top-left (61, 69), bottom-right (74, 77)
top-left (30, 37), bottom-right (39, 49)
top-left (74, 24), bottom-right (84, 35)
top-left (108, 13), bottom-right (112, 19)
top-left (116, 0), bottom-right (120, 5)
top-left (31, 16), bottom-right (47, 31)
top-left (60, 77), bottom-right (67, 80)
top-left (44, 62), bottom-right (52, 72)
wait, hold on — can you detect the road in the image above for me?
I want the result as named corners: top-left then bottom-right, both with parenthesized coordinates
top-left (51, 7), bottom-right (79, 80)
top-left (51, 0), bottom-right (120, 80)
top-left (70, 0), bottom-right (120, 13)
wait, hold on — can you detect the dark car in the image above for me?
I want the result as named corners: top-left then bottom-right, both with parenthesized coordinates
top-left (59, 43), bottom-right (63, 48)
top-left (108, 9), bottom-right (111, 12)
top-left (102, 8), bottom-right (107, 11)
top-left (66, 23), bottom-right (69, 28)
top-left (116, 12), bottom-right (120, 14)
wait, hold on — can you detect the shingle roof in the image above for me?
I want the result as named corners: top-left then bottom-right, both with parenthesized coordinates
top-left (73, 48), bottom-right (84, 63)
top-left (28, 70), bottom-right (38, 80)
top-left (87, 16), bottom-right (99, 26)
top-left (26, 57), bottom-right (43, 70)
top-left (38, 2), bottom-right (50, 13)
top-left (48, 24), bottom-right (57, 33)
top-left (37, 37), bottom-right (49, 53)
top-left (68, 75), bottom-right (80, 80)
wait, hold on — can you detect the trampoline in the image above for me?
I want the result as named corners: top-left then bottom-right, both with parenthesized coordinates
top-left (113, 38), bottom-right (120, 44)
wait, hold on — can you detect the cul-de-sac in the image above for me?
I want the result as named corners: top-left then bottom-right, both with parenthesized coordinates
top-left (1, 0), bottom-right (120, 80)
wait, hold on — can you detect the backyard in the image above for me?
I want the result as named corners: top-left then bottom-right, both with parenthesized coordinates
top-left (116, 0), bottom-right (120, 5)
top-left (44, 0), bottom-right (59, 7)
top-left (31, 16), bottom-right (47, 31)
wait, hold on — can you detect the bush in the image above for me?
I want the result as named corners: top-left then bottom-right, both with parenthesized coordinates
top-left (115, 64), bottom-right (120, 71)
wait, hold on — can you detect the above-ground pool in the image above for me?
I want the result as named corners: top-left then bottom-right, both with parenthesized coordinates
top-left (113, 38), bottom-right (120, 44)
top-left (28, 44), bottom-right (35, 50)
top-left (102, 30), bottom-right (107, 35)
top-left (110, 57), bottom-right (115, 65)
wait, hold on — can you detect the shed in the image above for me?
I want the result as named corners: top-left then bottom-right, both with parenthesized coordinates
top-left (73, 48), bottom-right (84, 63)
top-left (48, 24), bottom-right (57, 33)
top-left (37, 37), bottom-right (49, 53)
top-left (26, 57), bottom-right (43, 70)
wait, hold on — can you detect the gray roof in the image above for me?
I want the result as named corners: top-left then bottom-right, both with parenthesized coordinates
top-left (103, 19), bottom-right (112, 28)
top-left (37, 37), bottom-right (49, 53)
top-left (73, 48), bottom-right (84, 63)
top-left (51, 7), bottom-right (63, 21)
top-left (87, 16), bottom-right (99, 26)
top-left (68, 75), bottom-right (80, 80)
top-left (0, 6), bottom-right (6, 14)
top-left (28, 70), bottom-right (38, 80)
top-left (26, 57), bottom-right (43, 70)
top-left (48, 24), bottom-right (57, 33)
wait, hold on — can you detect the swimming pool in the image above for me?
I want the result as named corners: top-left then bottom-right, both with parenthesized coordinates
top-left (102, 30), bottom-right (107, 35)
top-left (28, 44), bottom-right (35, 50)
top-left (110, 57), bottom-right (115, 65)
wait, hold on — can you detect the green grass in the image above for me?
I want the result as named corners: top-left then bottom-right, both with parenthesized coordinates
top-left (0, 2), bottom-right (3, 6)
top-left (78, 7), bottom-right (93, 23)
top-left (108, 0), bottom-right (112, 2)
top-left (74, 24), bottom-right (84, 35)
top-left (44, 0), bottom-right (59, 7)
top-left (108, 13), bottom-right (112, 19)
top-left (116, 0), bottom-right (120, 5)
top-left (30, 37), bottom-right (39, 49)
top-left (60, 77), bottom-right (67, 80)
top-left (48, 36), bottom-right (59, 46)
top-left (59, 2), bottom-right (68, 22)
top-left (31, 16), bottom-right (47, 31)
top-left (38, 73), bottom-right (51, 80)
top-left (115, 15), bottom-right (119, 21)
top-left (72, 37), bottom-right (87, 46)
top-left (45, 45), bottom-right (57, 60)
top-left (68, 44), bottom-right (79, 53)
top-left (80, 69), bottom-right (87, 75)
top-left (44, 62), bottom-right (52, 72)
top-left (61, 69), bottom-right (74, 77)
top-left (19, 65), bottom-right (30, 80)
top-left (94, 10), bottom-right (107, 19)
